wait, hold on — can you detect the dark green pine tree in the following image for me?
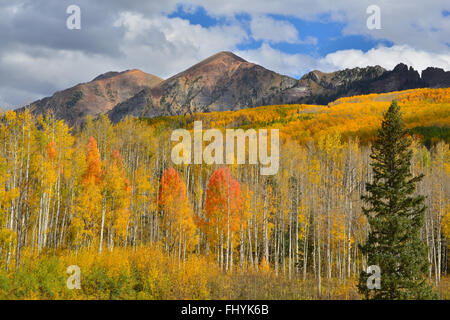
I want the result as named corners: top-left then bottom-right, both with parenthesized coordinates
top-left (358, 101), bottom-right (437, 300)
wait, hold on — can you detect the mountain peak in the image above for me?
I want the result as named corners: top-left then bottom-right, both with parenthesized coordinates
top-left (393, 63), bottom-right (409, 73)
top-left (210, 51), bottom-right (247, 62)
top-left (165, 51), bottom-right (249, 83)
top-left (193, 51), bottom-right (247, 67)
top-left (92, 69), bottom-right (148, 82)
top-left (189, 51), bottom-right (247, 69)
top-left (93, 71), bottom-right (122, 81)
top-left (108, 51), bottom-right (296, 122)
top-left (23, 68), bottom-right (163, 126)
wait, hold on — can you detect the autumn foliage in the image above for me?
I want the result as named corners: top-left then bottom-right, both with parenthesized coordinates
top-left (0, 88), bottom-right (448, 299)
top-left (82, 137), bottom-right (102, 184)
top-left (203, 167), bottom-right (242, 235)
top-left (159, 168), bottom-right (197, 255)
top-left (195, 168), bottom-right (242, 271)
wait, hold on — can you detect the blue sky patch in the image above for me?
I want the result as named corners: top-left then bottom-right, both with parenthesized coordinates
top-left (169, 5), bottom-right (393, 57)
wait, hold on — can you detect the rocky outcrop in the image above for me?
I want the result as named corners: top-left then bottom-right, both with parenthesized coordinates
top-left (421, 67), bottom-right (450, 88)
top-left (366, 63), bottom-right (423, 92)
top-left (276, 65), bottom-right (387, 104)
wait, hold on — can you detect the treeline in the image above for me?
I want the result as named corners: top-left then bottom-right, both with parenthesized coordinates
top-left (0, 105), bottom-right (448, 294)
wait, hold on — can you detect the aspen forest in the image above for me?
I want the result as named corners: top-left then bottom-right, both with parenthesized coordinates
top-left (0, 88), bottom-right (449, 299)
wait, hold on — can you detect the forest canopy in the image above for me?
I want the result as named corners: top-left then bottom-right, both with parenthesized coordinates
top-left (0, 88), bottom-right (448, 299)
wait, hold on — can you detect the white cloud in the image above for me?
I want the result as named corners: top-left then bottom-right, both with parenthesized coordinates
top-left (1, 49), bottom-right (118, 87)
top-left (249, 15), bottom-right (318, 44)
top-left (319, 45), bottom-right (450, 72)
top-left (250, 15), bottom-right (299, 43)
top-left (237, 42), bottom-right (318, 77)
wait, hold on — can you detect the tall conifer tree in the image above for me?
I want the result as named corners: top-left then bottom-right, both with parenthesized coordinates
top-left (358, 101), bottom-right (437, 300)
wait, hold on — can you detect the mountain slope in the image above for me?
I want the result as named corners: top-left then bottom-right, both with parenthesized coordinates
top-left (23, 69), bottom-right (163, 126)
top-left (108, 51), bottom-right (297, 122)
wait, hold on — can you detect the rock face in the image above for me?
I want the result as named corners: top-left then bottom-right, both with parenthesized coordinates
top-left (277, 63), bottom-right (439, 105)
top-left (21, 51), bottom-right (449, 126)
top-left (21, 69), bottom-right (163, 126)
top-left (276, 65), bottom-right (387, 105)
top-left (421, 67), bottom-right (450, 88)
top-left (367, 63), bottom-right (423, 92)
top-left (108, 52), bottom-right (297, 122)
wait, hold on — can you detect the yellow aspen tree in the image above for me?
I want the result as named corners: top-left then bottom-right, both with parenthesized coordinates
top-left (102, 150), bottom-right (131, 251)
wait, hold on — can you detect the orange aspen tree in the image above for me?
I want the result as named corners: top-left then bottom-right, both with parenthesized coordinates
top-left (75, 137), bottom-right (102, 248)
top-left (158, 168), bottom-right (197, 259)
top-left (200, 167), bottom-right (242, 272)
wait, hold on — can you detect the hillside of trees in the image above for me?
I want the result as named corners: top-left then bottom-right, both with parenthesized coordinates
top-left (0, 88), bottom-right (448, 299)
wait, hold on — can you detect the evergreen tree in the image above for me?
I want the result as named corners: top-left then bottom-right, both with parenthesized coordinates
top-left (358, 101), bottom-right (437, 300)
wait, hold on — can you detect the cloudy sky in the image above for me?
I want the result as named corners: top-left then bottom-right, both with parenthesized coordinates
top-left (0, 0), bottom-right (449, 109)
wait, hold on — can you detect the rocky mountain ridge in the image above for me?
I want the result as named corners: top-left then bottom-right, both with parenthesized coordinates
top-left (20, 51), bottom-right (450, 126)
